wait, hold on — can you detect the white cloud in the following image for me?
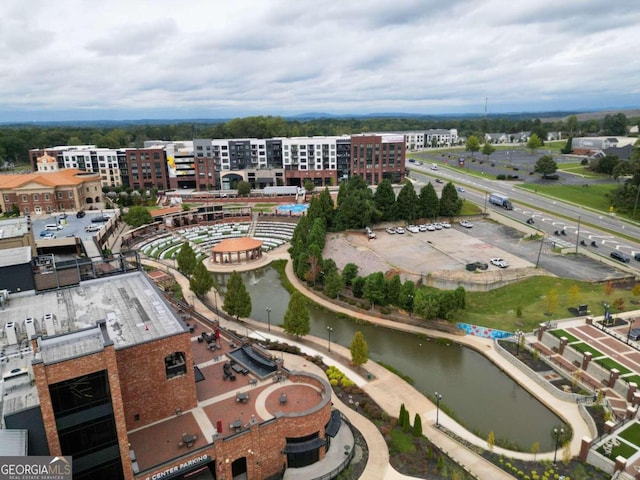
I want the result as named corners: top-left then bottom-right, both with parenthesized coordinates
top-left (0, 0), bottom-right (638, 121)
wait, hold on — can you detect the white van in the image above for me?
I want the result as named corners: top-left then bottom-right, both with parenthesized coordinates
top-left (45, 224), bottom-right (63, 231)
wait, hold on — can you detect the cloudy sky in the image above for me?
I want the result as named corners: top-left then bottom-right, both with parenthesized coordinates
top-left (1, 0), bottom-right (638, 121)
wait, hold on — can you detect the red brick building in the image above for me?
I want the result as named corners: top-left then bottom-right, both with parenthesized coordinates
top-left (2, 271), bottom-right (345, 480)
top-left (350, 134), bottom-right (406, 185)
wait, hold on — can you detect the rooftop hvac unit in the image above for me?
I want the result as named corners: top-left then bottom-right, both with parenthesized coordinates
top-left (44, 313), bottom-right (56, 337)
top-left (0, 289), bottom-right (8, 306)
top-left (25, 317), bottom-right (37, 340)
top-left (5, 321), bottom-right (18, 346)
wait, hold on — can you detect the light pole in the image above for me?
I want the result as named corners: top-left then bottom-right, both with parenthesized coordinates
top-left (514, 329), bottom-right (524, 356)
top-left (266, 306), bottom-right (272, 332)
top-left (575, 215), bottom-right (581, 254)
top-left (327, 326), bottom-right (333, 353)
top-left (435, 392), bottom-right (442, 427)
top-left (553, 427), bottom-right (564, 466)
top-left (407, 295), bottom-right (414, 317)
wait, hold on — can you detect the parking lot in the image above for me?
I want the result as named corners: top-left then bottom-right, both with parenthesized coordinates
top-left (326, 218), bottom-right (628, 288)
top-left (32, 209), bottom-right (116, 241)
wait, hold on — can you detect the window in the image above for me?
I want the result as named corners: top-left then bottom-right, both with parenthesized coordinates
top-left (44, 193), bottom-right (50, 200)
top-left (165, 352), bottom-right (187, 379)
top-left (69, 192), bottom-right (74, 198)
top-left (4, 195), bottom-right (9, 201)
top-left (57, 192), bottom-right (63, 199)
top-left (21, 195), bottom-right (27, 202)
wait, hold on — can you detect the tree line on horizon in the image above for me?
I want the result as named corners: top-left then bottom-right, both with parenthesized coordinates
top-left (0, 113), bottom-right (634, 164)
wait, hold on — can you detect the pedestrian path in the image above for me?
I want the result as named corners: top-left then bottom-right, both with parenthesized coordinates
top-left (139, 256), bottom-right (596, 479)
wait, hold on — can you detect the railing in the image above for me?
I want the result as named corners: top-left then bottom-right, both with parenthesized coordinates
top-left (309, 411), bottom-right (356, 480)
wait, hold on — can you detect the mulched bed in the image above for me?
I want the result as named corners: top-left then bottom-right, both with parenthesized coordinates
top-left (498, 339), bottom-right (553, 372)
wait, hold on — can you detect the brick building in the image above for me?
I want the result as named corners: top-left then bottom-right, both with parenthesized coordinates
top-left (350, 134), bottom-right (406, 185)
top-left (1, 271), bottom-right (346, 480)
top-left (0, 160), bottom-right (102, 216)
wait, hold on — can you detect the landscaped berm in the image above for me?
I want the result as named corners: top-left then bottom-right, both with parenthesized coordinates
top-left (210, 237), bottom-right (263, 264)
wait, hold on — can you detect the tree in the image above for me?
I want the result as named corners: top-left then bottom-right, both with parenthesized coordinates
top-left (487, 431), bottom-right (495, 453)
top-left (534, 154), bottom-right (558, 177)
top-left (350, 331), bottom-right (368, 367)
top-left (481, 142), bottom-right (495, 160)
top-left (418, 183), bottom-right (440, 221)
top-left (526, 133), bottom-right (543, 154)
top-left (465, 135), bottom-right (480, 157)
top-left (531, 441), bottom-right (540, 461)
top-left (304, 179), bottom-right (315, 193)
top-left (342, 263), bottom-right (359, 287)
top-left (386, 274), bottom-right (401, 306)
top-left (189, 261), bottom-right (213, 297)
top-left (323, 269), bottom-right (344, 299)
top-left (282, 291), bottom-right (310, 337)
top-left (396, 181), bottom-right (419, 222)
top-left (237, 180), bottom-right (251, 196)
top-left (439, 182), bottom-right (463, 217)
top-left (123, 205), bottom-right (153, 228)
top-left (176, 243), bottom-right (196, 277)
top-left (373, 179), bottom-right (397, 221)
top-left (363, 272), bottom-right (387, 307)
top-left (545, 289), bottom-right (558, 314)
top-left (412, 413), bottom-right (423, 437)
top-left (602, 113), bottom-right (627, 136)
top-left (351, 276), bottom-right (365, 298)
top-left (222, 270), bottom-right (252, 320)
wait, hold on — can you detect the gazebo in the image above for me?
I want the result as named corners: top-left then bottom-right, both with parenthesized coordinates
top-left (211, 238), bottom-right (263, 264)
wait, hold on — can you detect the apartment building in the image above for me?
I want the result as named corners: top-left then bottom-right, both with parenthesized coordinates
top-left (350, 134), bottom-right (406, 185)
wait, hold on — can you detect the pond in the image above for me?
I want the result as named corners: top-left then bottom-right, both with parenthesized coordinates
top-left (212, 266), bottom-right (563, 450)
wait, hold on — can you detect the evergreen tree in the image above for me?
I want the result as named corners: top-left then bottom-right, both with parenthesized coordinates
top-left (399, 403), bottom-right (407, 423)
top-left (222, 270), bottom-right (252, 320)
top-left (396, 181), bottom-right (419, 223)
top-left (350, 331), bottom-right (368, 367)
top-left (418, 183), bottom-right (439, 221)
top-left (399, 281), bottom-right (416, 311)
top-left (363, 272), bottom-right (387, 307)
top-left (439, 182), bottom-right (463, 217)
top-left (351, 276), bottom-right (365, 298)
top-left (282, 291), bottom-right (310, 337)
top-left (176, 242), bottom-right (197, 277)
top-left (373, 179), bottom-right (397, 221)
top-left (386, 274), bottom-right (401, 306)
top-left (412, 413), bottom-right (423, 437)
top-left (333, 189), bottom-right (375, 229)
top-left (189, 261), bottom-right (214, 297)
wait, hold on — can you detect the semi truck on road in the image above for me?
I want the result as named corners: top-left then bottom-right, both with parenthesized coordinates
top-left (489, 193), bottom-right (513, 210)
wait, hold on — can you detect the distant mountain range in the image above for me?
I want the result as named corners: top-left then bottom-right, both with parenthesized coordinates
top-left (1, 107), bottom-right (637, 127)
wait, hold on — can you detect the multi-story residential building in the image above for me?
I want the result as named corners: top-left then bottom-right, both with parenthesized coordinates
top-left (350, 134), bottom-right (405, 185)
top-left (0, 155), bottom-right (102, 215)
top-left (424, 129), bottom-right (458, 148)
top-left (118, 146), bottom-right (170, 191)
top-left (31, 132), bottom-right (409, 192)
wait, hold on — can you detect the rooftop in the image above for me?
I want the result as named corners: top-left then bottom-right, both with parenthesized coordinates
top-left (0, 218), bottom-right (32, 241)
top-left (0, 271), bottom-right (186, 421)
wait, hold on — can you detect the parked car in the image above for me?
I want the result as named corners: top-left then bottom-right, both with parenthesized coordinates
top-left (441, 222), bottom-right (451, 229)
top-left (76, 210), bottom-right (86, 218)
top-left (459, 220), bottom-right (473, 228)
top-left (41, 233), bottom-right (56, 239)
top-left (395, 227), bottom-right (405, 234)
top-left (490, 258), bottom-right (509, 268)
top-left (407, 225), bottom-right (420, 233)
top-left (466, 261), bottom-right (489, 272)
top-left (85, 224), bottom-right (101, 232)
top-left (386, 227), bottom-right (396, 234)
top-left (634, 253), bottom-right (640, 262)
top-left (45, 224), bottom-right (63, 231)
top-left (457, 186), bottom-right (465, 193)
top-left (39, 230), bottom-right (50, 237)
top-left (435, 178), bottom-right (444, 184)
top-left (91, 214), bottom-right (110, 223)
top-left (610, 251), bottom-right (630, 263)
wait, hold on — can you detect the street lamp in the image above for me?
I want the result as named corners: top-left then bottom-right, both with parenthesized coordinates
top-left (407, 294), bottom-right (414, 317)
top-left (553, 427), bottom-right (564, 466)
top-left (514, 329), bottom-right (524, 356)
top-left (265, 306), bottom-right (272, 332)
top-left (327, 326), bottom-right (334, 353)
top-left (435, 392), bottom-right (443, 427)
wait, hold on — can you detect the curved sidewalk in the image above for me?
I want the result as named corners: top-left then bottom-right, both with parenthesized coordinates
top-left (141, 256), bottom-right (591, 479)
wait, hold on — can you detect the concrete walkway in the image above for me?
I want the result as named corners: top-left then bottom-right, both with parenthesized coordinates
top-left (138, 254), bottom-right (594, 480)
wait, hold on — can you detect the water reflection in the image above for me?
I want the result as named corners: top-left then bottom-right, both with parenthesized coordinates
top-left (215, 266), bottom-right (561, 450)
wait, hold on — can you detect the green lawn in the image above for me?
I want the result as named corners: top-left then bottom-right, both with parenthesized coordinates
top-left (620, 422), bottom-right (640, 447)
top-left (570, 342), bottom-right (604, 358)
top-left (595, 358), bottom-right (631, 375)
top-left (557, 163), bottom-right (603, 179)
top-left (518, 183), bottom-right (616, 213)
top-left (462, 276), bottom-right (635, 332)
top-left (548, 329), bottom-right (579, 343)
top-left (390, 428), bottom-right (416, 454)
top-left (624, 375), bottom-right (640, 386)
top-left (597, 440), bottom-right (637, 460)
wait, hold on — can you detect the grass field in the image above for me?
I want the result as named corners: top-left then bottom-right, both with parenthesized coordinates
top-left (624, 375), bottom-right (640, 386)
top-left (595, 358), bottom-right (631, 375)
top-left (598, 441), bottom-right (637, 460)
top-left (390, 428), bottom-right (416, 454)
top-left (570, 342), bottom-right (604, 358)
top-left (461, 276), bottom-right (638, 332)
top-left (518, 183), bottom-right (616, 213)
top-left (556, 162), bottom-right (603, 179)
top-left (548, 329), bottom-right (579, 343)
top-left (620, 422), bottom-right (640, 447)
